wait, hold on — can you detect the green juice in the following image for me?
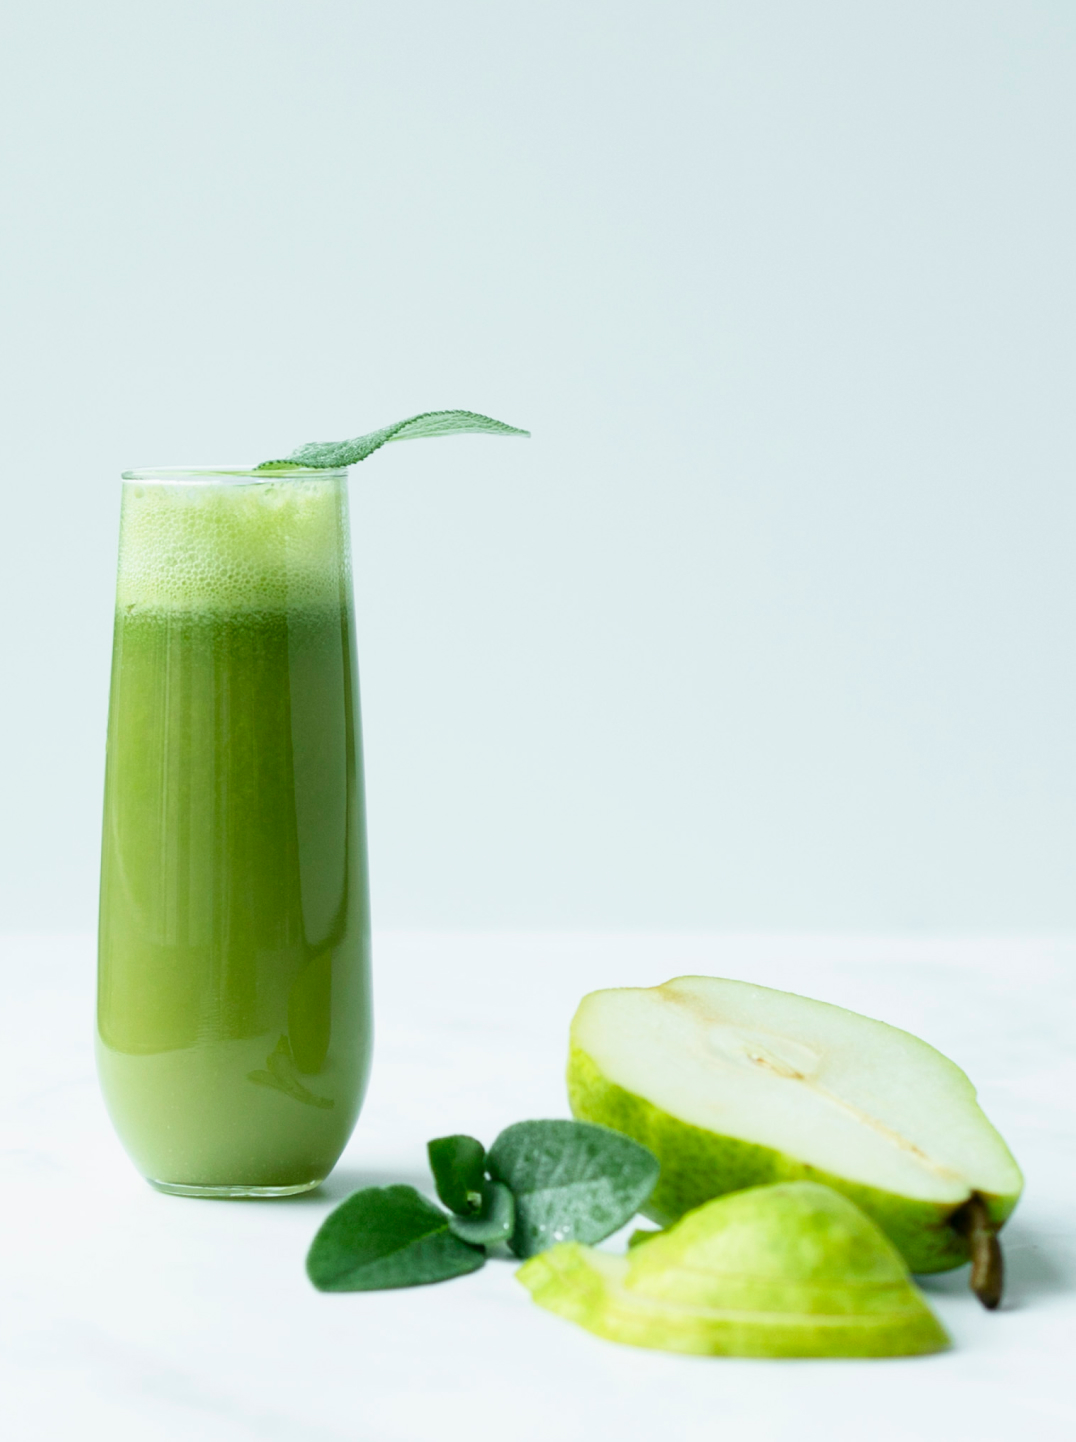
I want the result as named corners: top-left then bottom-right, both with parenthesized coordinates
top-left (97, 469), bottom-right (371, 1195)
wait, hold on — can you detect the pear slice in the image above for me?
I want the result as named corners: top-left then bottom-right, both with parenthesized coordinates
top-left (567, 976), bottom-right (1022, 1301)
top-left (518, 1181), bottom-right (949, 1358)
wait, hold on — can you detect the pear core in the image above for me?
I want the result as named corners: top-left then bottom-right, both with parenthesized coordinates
top-left (518, 1181), bottom-right (950, 1358)
top-left (568, 976), bottom-right (1023, 1273)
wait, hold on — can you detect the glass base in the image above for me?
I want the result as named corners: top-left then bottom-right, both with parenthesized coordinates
top-left (149, 1178), bottom-right (322, 1199)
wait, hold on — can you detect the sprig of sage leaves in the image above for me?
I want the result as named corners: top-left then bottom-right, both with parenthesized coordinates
top-left (257, 410), bottom-right (529, 472)
top-left (306, 1120), bottom-right (659, 1292)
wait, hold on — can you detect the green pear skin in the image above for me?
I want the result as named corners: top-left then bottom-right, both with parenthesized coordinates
top-left (518, 1181), bottom-right (949, 1358)
top-left (567, 978), bottom-right (1023, 1275)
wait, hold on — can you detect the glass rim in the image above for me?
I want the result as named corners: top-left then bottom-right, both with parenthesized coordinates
top-left (121, 465), bottom-right (348, 484)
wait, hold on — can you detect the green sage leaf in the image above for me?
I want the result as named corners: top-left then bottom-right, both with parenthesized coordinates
top-left (488, 1120), bottom-right (660, 1259)
top-left (448, 1182), bottom-right (516, 1247)
top-left (427, 1134), bottom-right (487, 1216)
top-left (257, 410), bottom-right (529, 472)
top-left (306, 1185), bottom-right (485, 1291)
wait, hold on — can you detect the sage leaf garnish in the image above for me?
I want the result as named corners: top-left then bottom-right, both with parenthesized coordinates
top-left (257, 410), bottom-right (529, 472)
top-left (428, 1134), bottom-right (487, 1216)
top-left (447, 1182), bottom-right (516, 1247)
top-left (306, 1185), bottom-right (484, 1292)
top-left (487, 1120), bottom-right (660, 1260)
top-left (305, 1118), bottom-right (660, 1296)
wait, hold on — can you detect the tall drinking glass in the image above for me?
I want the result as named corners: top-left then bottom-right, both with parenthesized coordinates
top-left (97, 466), bottom-right (371, 1197)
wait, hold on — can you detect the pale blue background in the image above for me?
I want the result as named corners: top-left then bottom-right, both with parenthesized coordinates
top-left (1, 1), bottom-right (1073, 931)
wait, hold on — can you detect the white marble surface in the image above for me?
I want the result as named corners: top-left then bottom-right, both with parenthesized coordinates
top-left (2, 932), bottom-right (1074, 1442)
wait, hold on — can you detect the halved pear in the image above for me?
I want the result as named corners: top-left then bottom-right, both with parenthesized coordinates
top-left (518, 1181), bottom-right (949, 1357)
top-left (567, 976), bottom-right (1022, 1297)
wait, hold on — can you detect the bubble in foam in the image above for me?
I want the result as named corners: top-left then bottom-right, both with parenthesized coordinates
top-left (115, 477), bottom-right (352, 615)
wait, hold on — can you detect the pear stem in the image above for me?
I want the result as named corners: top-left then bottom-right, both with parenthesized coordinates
top-left (957, 1194), bottom-right (1003, 1309)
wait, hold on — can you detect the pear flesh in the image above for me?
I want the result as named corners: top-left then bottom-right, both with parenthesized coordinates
top-left (518, 1181), bottom-right (949, 1358)
top-left (568, 976), bottom-right (1022, 1280)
